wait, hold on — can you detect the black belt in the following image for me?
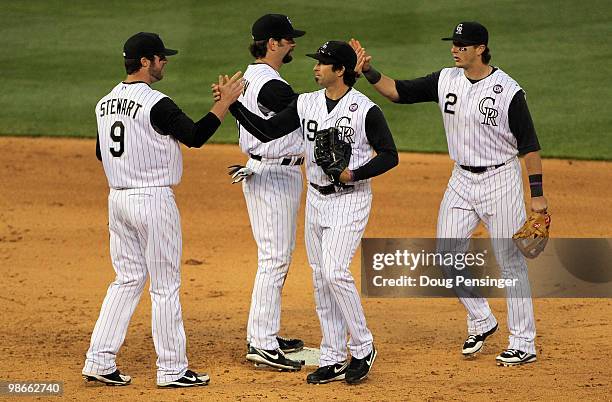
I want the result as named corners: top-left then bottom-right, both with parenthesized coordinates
top-left (459, 162), bottom-right (505, 174)
top-left (250, 153), bottom-right (304, 166)
top-left (310, 182), bottom-right (354, 195)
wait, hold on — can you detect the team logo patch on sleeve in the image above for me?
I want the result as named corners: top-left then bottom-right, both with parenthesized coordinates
top-left (349, 103), bottom-right (358, 112)
top-left (493, 84), bottom-right (503, 94)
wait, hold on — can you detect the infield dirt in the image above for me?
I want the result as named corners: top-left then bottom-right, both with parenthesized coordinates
top-left (0, 137), bottom-right (610, 401)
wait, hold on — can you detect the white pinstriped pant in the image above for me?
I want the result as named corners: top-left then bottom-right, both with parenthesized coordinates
top-left (305, 183), bottom-right (374, 366)
top-left (436, 157), bottom-right (536, 354)
top-left (83, 187), bottom-right (188, 383)
top-left (243, 158), bottom-right (303, 350)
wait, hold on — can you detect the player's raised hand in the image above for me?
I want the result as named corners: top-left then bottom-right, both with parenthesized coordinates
top-left (218, 71), bottom-right (244, 104)
top-left (355, 48), bottom-right (367, 77)
top-left (350, 38), bottom-right (372, 73)
top-left (211, 82), bottom-right (221, 102)
top-left (210, 71), bottom-right (243, 121)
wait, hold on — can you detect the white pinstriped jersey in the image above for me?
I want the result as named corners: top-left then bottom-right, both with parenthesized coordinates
top-left (297, 88), bottom-right (376, 186)
top-left (96, 82), bottom-right (182, 189)
top-left (437, 67), bottom-right (522, 166)
top-left (238, 64), bottom-right (303, 158)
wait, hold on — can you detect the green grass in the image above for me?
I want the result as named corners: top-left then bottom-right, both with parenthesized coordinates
top-left (1, 0), bottom-right (611, 159)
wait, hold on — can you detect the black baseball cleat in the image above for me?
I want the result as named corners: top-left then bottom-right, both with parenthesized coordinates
top-left (247, 337), bottom-right (305, 354)
top-left (246, 346), bottom-right (302, 371)
top-left (276, 336), bottom-right (304, 353)
top-left (462, 323), bottom-right (498, 356)
top-left (82, 369), bottom-right (131, 386)
top-left (345, 346), bottom-right (377, 384)
top-left (495, 349), bottom-right (537, 366)
top-left (157, 369), bottom-right (210, 388)
top-left (307, 361), bottom-right (349, 384)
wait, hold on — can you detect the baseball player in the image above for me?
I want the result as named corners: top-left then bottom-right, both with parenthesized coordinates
top-left (228, 40), bottom-right (398, 384)
top-left (230, 14), bottom-right (306, 371)
top-left (353, 21), bottom-right (549, 366)
top-left (82, 32), bottom-right (243, 387)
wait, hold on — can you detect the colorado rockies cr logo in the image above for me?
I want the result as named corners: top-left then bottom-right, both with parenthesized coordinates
top-left (335, 116), bottom-right (355, 143)
top-left (478, 97), bottom-right (499, 126)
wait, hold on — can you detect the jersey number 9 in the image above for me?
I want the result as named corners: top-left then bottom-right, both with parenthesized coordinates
top-left (110, 121), bottom-right (125, 157)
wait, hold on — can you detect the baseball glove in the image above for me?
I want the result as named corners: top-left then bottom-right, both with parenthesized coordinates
top-left (512, 210), bottom-right (551, 259)
top-left (314, 127), bottom-right (352, 185)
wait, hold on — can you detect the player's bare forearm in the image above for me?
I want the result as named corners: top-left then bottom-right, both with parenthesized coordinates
top-left (523, 151), bottom-right (542, 175)
top-left (210, 101), bottom-right (232, 121)
top-left (370, 74), bottom-right (400, 102)
top-left (522, 151), bottom-right (548, 212)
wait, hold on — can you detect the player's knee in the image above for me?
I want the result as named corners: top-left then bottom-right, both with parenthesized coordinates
top-left (321, 268), bottom-right (350, 286)
top-left (113, 274), bottom-right (146, 287)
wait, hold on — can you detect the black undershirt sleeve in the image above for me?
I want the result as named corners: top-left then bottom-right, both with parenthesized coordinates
top-left (95, 131), bottom-right (102, 161)
top-left (394, 70), bottom-right (441, 104)
top-left (257, 79), bottom-right (299, 114)
top-left (508, 90), bottom-right (541, 154)
top-left (229, 99), bottom-right (301, 143)
top-left (150, 97), bottom-right (221, 148)
top-left (352, 106), bottom-right (399, 181)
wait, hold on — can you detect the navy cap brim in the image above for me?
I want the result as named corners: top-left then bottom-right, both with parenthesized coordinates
top-left (291, 29), bottom-right (306, 38)
top-left (163, 48), bottom-right (178, 56)
top-left (306, 53), bottom-right (337, 64)
top-left (441, 37), bottom-right (482, 45)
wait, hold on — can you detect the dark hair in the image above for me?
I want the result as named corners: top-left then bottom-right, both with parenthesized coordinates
top-left (249, 38), bottom-right (284, 58)
top-left (332, 63), bottom-right (358, 87)
top-left (249, 40), bottom-right (267, 58)
top-left (481, 46), bottom-right (491, 64)
top-left (124, 55), bottom-right (155, 74)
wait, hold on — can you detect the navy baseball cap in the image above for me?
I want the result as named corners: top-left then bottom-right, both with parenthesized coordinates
top-left (123, 32), bottom-right (178, 59)
top-left (306, 41), bottom-right (357, 71)
top-left (442, 21), bottom-right (489, 45)
top-left (251, 14), bottom-right (305, 41)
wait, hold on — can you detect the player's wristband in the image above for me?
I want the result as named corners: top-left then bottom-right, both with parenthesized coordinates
top-left (529, 174), bottom-right (543, 197)
top-left (363, 66), bottom-right (382, 85)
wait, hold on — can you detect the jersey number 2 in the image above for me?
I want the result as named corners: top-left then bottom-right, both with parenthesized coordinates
top-left (110, 121), bottom-right (124, 157)
top-left (444, 93), bottom-right (457, 114)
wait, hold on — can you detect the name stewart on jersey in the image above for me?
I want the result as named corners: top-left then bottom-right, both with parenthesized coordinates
top-left (96, 82), bottom-right (182, 189)
top-left (99, 98), bottom-right (143, 119)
